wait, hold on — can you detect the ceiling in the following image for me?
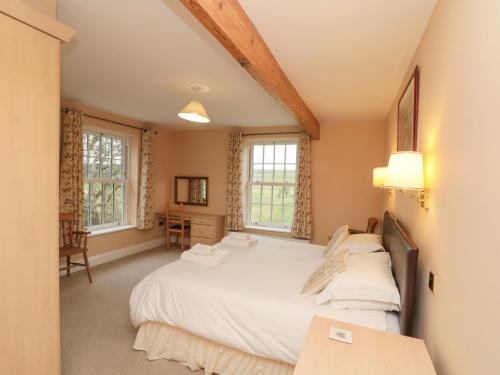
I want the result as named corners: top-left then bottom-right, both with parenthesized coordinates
top-left (58, 0), bottom-right (436, 129)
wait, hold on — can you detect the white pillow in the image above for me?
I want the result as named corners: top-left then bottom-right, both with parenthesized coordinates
top-left (316, 252), bottom-right (400, 308)
top-left (330, 299), bottom-right (400, 312)
top-left (340, 233), bottom-right (384, 254)
top-left (323, 225), bottom-right (349, 258)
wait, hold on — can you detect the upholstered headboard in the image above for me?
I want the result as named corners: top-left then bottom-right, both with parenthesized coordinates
top-left (381, 211), bottom-right (418, 336)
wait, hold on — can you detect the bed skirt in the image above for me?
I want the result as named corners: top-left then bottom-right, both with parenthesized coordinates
top-left (133, 322), bottom-right (295, 375)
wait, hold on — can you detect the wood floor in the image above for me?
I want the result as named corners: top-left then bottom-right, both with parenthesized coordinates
top-left (59, 247), bottom-right (203, 375)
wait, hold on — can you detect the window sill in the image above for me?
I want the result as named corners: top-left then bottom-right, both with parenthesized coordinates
top-left (243, 225), bottom-right (295, 239)
top-left (87, 224), bottom-right (137, 237)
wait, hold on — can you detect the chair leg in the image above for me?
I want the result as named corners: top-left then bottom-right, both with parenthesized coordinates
top-left (83, 251), bottom-right (92, 284)
top-left (66, 256), bottom-right (70, 277)
top-left (166, 229), bottom-right (170, 249)
top-left (181, 231), bottom-right (184, 251)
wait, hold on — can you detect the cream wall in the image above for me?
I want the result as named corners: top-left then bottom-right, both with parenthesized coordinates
top-left (383, 0), bottom-right (500, 373)
top-left (312, 123), bottom-right (386, 244)
top-left (167, 124), bottom-right (385, 244)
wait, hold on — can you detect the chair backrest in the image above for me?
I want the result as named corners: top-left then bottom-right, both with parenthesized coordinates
top-left (366, 217), bottom-right (379, 233)
top-left (166, 202), bottom-right (185, 229)
top-left (60, 212), bottom-right (76, 248)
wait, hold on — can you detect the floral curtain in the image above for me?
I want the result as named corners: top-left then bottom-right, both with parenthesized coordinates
top-left (59, 107), bottom-right (84, 233)
top-left (292, 131), bottom-right (313, 239)
top-left (225, 132), bottom-right (244, 231)
top-left (137, 129), bottom-right (156, 231)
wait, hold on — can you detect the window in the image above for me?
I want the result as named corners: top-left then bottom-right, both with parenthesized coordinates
top-left (246, 141), bottom-right (298, 230)
top-left (83, 130), bottom-right (128, 230)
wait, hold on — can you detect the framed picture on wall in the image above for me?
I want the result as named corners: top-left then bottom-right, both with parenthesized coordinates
top-left (397, 66), bottom-right (420, 151)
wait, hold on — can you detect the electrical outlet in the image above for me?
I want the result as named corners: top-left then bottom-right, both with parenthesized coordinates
top-left (428, 271), bottom-right (435, 292)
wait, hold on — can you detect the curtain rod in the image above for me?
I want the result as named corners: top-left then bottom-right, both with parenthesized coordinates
top-left (61, 108), bottom-right (156, 134)
top-left (241, 131), bottom-right (302, 137)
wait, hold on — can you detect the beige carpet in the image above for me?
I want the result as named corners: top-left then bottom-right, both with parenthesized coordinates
top-left (60, 247), bottom-right (202, 375)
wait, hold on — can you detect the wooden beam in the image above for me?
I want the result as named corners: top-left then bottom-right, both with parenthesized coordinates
top-left (179, 0), bottom-right (320, 139)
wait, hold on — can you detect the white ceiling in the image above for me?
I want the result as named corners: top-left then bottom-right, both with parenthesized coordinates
top-left (58, 0), bottom-right (436, 128)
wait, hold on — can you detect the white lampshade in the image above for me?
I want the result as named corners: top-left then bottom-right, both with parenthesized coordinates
top-left (373, 167), bottom-right (388, 187)
top-left (178, 101), bottom-right (210, 123)
top-left (385, 152), bottom-right (424, 190)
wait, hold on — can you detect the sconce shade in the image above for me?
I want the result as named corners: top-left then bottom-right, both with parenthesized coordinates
top-left (373, 167), bottom-right (388, 187)
top-left (385, 151), bottom-right (424, 190)
top-left (178, 101), bottom-right (210, 123)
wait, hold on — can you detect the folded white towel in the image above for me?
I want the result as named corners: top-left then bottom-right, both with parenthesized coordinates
top-left (228, 232), bottom-right (253, 240)
top-left (181, 249), bottom-right (230, 267)
top-left (190, 243), bottom-right (217, 256)
top-left (221, 237), bottom-right (257, 248)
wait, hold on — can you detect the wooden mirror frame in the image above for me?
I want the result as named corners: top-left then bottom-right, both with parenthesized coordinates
top-left (174, 176), bottom-right (209, 207)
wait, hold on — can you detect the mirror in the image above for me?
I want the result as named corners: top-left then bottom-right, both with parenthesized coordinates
top-left (175, 176), bottom-right (208, 206)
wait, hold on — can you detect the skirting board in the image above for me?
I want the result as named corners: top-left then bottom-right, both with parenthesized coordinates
top-left (59, 237), bottom-right (166, 277)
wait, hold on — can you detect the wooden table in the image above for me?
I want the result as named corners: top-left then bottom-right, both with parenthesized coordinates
top-left (293, 316), bottom-right (436, 375)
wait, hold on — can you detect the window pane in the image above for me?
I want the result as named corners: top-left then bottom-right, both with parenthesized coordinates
top-left (273, 185), bottom-right (283, 204)
top-left (83, 183), bottom-right (89, 205)
top-left (90, 205), bottom-right (102, 226)
top-left (103, 204), bottom-right (113, 224)
top-left (283, 206), bottom-right (294, 227)
top-left (87, 133), bottom-right (100, 157)
top-left (285, 144), bottom-right (297, 164)
top-left (114, 183), bottom-right (124, 222)
top-left (262, 186), bottom-right (272, 205)
top-left (84, 205), bottom-right (90, 227)
top-left (263, 164), bottom-right (273, 183)
top-left (285, 164), bottom-right (296, 183)
top-left (272, 205), bottom-right (283, 225)
top-left (89, 183), bottom-right (102, 205)
top-left (101, 158), bottom-right (112, 179)
top-left (103, 182), bottom-right (113, 204)
top-left (112, 159), bottom-right (122, 180)
top-left (82, 133), bottom-right (88, 155)
top-left (87, 157), bottom-right (99, 179)
top-left (250, 204), bottom-right (261, 223)
top-left (284, 186), bottom-right (295, 206)
top-left (274, 164), bottom-right (284, 183)
top-left (264, 144), bottom-right (274, 163)
top-left (112, 139), bottom-right (123, 160)
top-left (252, 163), bottom-right (263, 182)
top-left (275, 144), bottom-right (285, 163)
top-left (251, 185), bottom-right (261, 204)
top-left (253, 145), bottom-right (263, 163)
top-left (261, 205), bottom-right (272, 223)
top-left (101, 136), bottom-right (112, 158)
top-left (83, 155), bottom-right (89, 178)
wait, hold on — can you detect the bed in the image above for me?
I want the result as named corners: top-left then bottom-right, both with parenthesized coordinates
top-left (130, 211), bottom-right (418, 374)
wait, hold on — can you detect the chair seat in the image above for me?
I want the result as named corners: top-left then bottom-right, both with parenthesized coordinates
top-left (169, 224), bottom-right (190, 230)
top-left (59, 246), bottom-right (86, 257)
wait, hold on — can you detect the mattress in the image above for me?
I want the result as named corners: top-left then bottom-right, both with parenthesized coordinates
top-left (130, 236), bottom-right (399, 365)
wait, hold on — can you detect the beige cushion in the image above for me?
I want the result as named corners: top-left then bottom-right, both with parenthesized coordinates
top-left (301, 248), bottom-right (349, 295)
top-left (323, 225), bottom-right (349, 258)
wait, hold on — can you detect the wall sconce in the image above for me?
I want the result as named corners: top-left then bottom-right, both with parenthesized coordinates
top-left (384, 151), bottom-right (429, 209)
top-left (372, 167), bottom-right (393, 196)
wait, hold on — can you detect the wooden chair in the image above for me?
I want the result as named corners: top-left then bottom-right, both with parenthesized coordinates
top-left (165, 203), bottom-right (190, 251)
top-left (59, 213), bottom-right (92, 283)
top-left (349, 217), bottom-right (379, 235)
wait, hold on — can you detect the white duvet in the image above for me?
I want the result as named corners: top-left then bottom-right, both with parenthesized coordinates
top-left (130, 236), bottom-right (396, 365)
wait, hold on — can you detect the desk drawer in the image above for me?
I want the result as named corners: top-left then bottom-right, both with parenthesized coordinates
top-left (190, 217), bottom-right (215, 226)
top-left (190, 236), bottom-right (215, 246)
top-left (191, 223), bottom-right (216, 239)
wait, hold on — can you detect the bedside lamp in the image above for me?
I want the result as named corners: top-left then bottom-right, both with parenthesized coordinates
top-left (372, 167), bottom-right (388, 188)
top-left (385, 151), bottom-right (428, 208)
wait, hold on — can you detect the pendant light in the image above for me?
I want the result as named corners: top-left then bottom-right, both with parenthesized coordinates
top-left (178, 84), bottom-right (210, 123)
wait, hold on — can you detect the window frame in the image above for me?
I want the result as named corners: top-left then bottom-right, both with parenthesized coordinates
top-left (82, 129), bottom-right (130, 231)
top-left (244, 139), bottom-right (299, 231)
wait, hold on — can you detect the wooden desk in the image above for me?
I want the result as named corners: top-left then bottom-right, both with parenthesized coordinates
top-left (156, 211), bottom-right (225, 246)
top-left (293, 316), bottom-right (436, 375)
